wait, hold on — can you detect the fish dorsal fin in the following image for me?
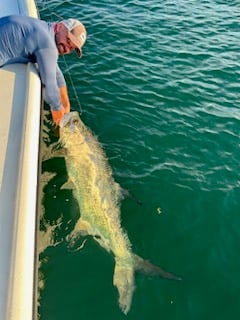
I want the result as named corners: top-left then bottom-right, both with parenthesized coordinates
top-left (120, 188), bottom-right (143, 205)
top-left (61, 179), bottom-right (75, 190)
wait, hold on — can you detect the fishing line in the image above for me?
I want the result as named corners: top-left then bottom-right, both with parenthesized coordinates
top-left (61, 55), bottom-right (83, 115)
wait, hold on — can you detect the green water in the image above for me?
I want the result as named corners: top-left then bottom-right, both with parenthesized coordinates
top-left (37, 1), bottom-right (240, 319)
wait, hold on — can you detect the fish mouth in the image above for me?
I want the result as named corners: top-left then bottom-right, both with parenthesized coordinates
top-left (60, 111), bottom-right (79, 128)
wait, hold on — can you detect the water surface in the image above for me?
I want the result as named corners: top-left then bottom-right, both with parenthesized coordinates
top-left (37, 1), bottom-right (240, 319)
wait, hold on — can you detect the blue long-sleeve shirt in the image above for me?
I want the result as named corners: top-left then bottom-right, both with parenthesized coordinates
top-left (0, 15), bottom-right (66, 111)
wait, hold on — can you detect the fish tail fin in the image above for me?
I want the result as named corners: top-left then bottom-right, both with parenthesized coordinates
top-left (113, 258), bottom-right (136, 315)
top-left (133, 254), bottom-right (182, 281)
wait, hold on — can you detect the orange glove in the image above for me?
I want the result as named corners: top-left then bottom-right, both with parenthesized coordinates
top-left (51, 107), bottom-right (65, 125)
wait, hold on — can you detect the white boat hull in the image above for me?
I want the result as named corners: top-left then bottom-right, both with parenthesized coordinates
top-left (0, 1), bottom-right (41, 319)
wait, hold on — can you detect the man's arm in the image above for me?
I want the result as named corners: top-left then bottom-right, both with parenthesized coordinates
top-left (35, 48), bottom-right (70, 124)
top-left (35, 48), bottom-right (62, 109)
top-left (59, 86), bottom-right (70, 113)
top-left (56, 64), bottom-right (70, 113)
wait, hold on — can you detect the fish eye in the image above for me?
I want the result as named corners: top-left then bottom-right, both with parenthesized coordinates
top-left (72, 119), bottom-right (79, 125)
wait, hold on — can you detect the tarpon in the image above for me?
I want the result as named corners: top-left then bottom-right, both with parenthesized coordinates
top-left (56, 111), bottom-right (181, 314)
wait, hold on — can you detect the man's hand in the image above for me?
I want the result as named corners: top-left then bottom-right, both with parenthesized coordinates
top-left (51, 86), bottom-right (70, 125)
top-left (51, 107), bottom-right (65, 125)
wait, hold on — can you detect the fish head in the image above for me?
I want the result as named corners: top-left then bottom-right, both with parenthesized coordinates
top-left (60, 111), bottom-right (81, 131)
top-left (59, 111), bottom-right (85, 144)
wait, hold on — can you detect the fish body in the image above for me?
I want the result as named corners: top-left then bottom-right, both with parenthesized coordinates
top-left (58, 112), bottom-right (180, 314)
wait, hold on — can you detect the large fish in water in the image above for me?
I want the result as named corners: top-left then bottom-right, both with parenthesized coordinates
top-left (57, 111), bottom-right (181, 314)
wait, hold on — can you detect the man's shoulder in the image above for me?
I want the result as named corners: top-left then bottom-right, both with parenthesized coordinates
top-left (1, 15), bottom-right (50, 30)
top-left (0, 15), bottom-right (38, 24)
top-left (23, 17), bottom-right (55, 49)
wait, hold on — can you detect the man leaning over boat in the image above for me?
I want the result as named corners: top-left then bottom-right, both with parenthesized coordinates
top-left (0, 15), bottom-right (87, 125)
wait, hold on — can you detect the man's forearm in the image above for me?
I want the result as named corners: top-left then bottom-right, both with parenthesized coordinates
top-left (59, 86), bottom-right (70, 113)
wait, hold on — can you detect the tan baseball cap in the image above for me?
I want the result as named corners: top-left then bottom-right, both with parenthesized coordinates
top-left (62, 18), bottom-right (87, 57)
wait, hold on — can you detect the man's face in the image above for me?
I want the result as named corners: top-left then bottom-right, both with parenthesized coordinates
top-left (55, 24), bottom-right (78, 55)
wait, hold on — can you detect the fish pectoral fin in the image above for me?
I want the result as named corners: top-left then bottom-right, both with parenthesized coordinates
top-left (61, 179), bottom-right (76, 190)
top-left (75, 218), bottom-right (91, 234)
top-left (67, 218), bottom-right (90, 249)
top-left (53, 149), bottom-right (67, 157)
top-left (51, 140), bottom-right (64, 152)
top-left (48, 141), bottom-right (67, 157)
top-left (41, 142), bottom-right (66, 161)
top-left (133, 254), bottom-right (182, 281)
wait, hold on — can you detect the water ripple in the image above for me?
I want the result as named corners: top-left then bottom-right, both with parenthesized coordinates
top-left (37, 1), bottom-right (240, 318)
